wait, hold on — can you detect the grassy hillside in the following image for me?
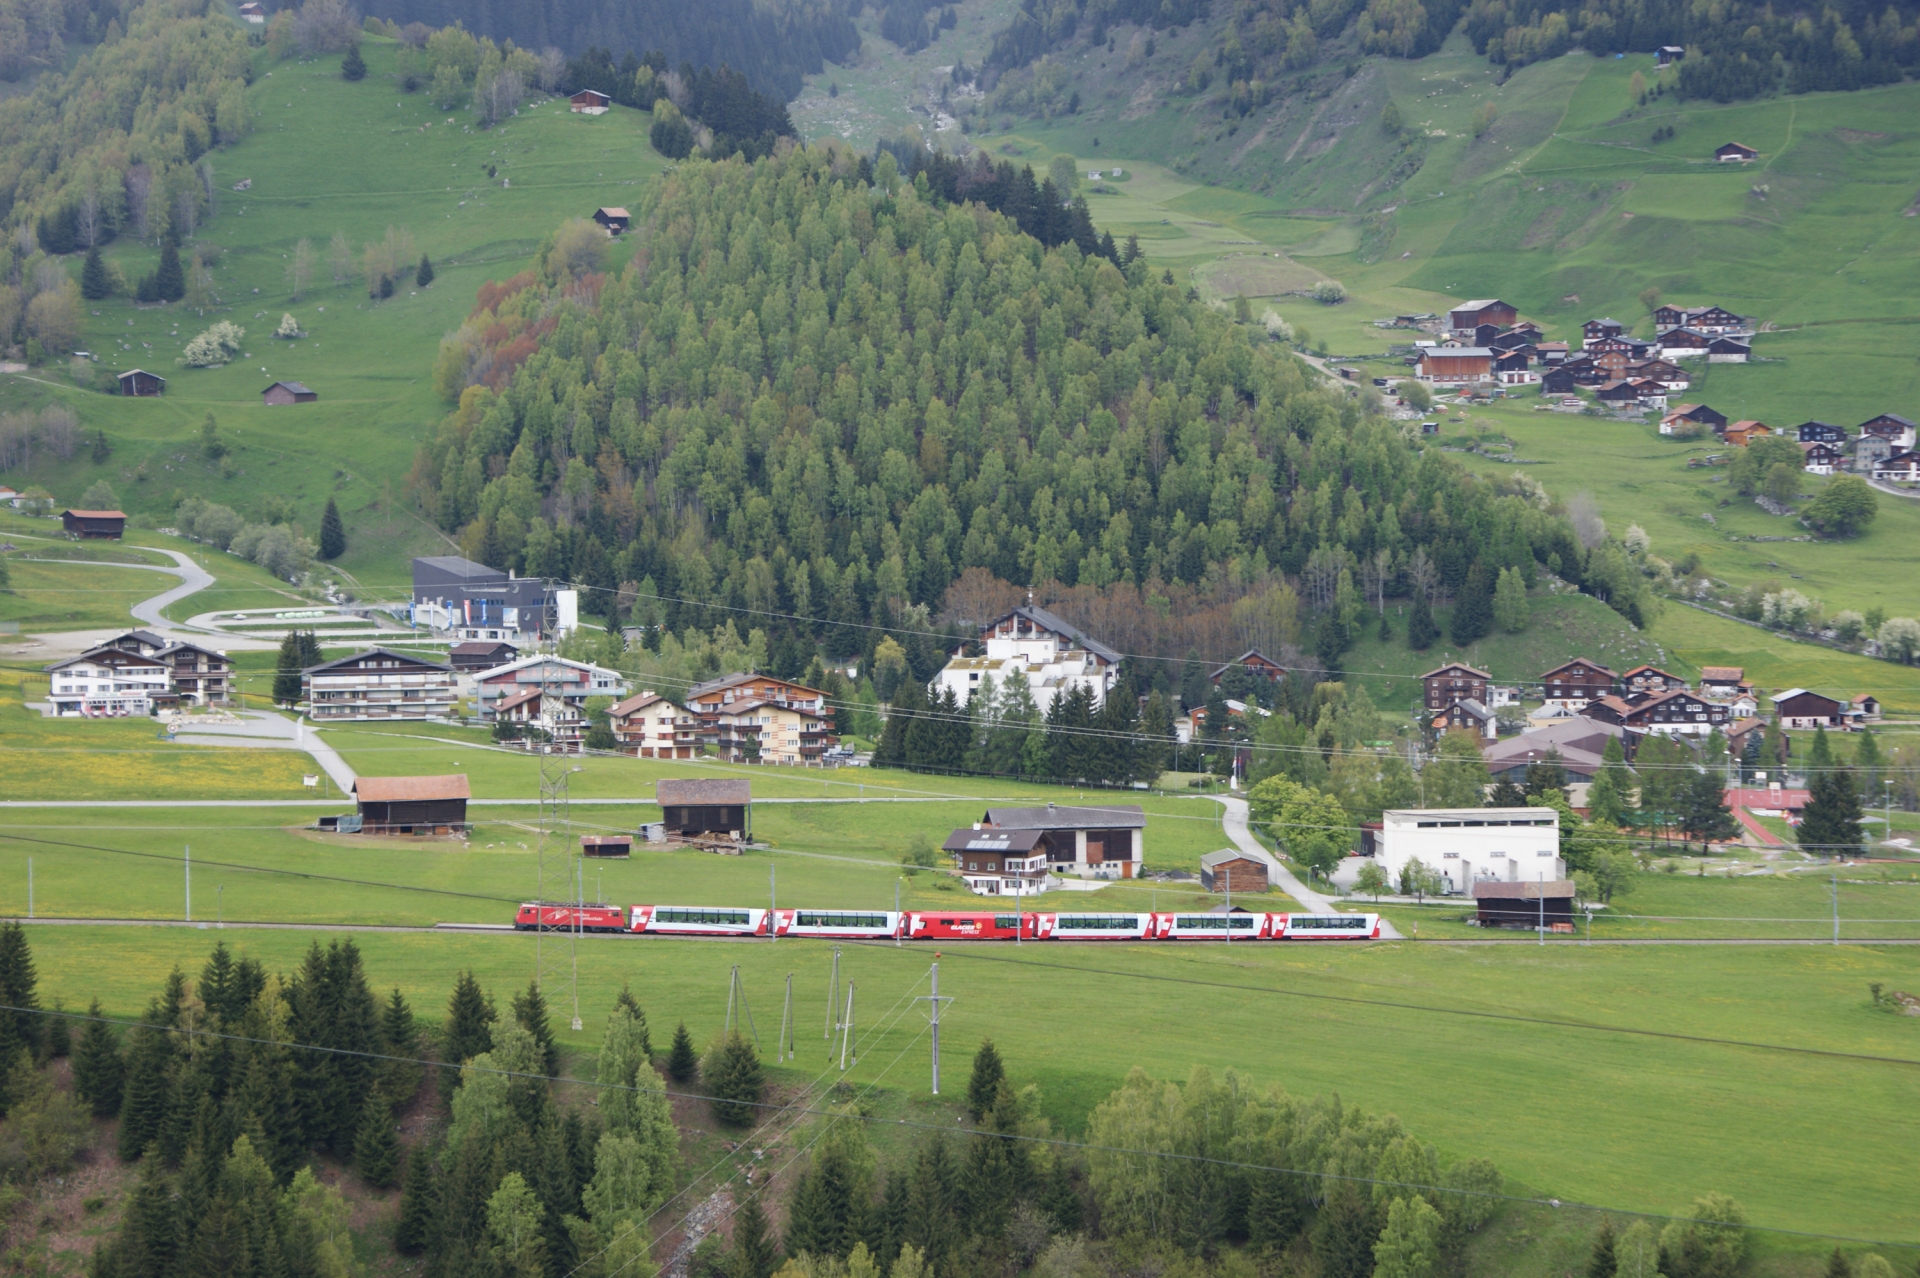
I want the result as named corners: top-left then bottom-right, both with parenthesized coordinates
top-left (0, 37), bottom-right (666, 593)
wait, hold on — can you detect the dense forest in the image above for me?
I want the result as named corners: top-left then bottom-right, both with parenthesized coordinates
top-left (368, 0), bottom-right (859, 100)
top-left (414, 145), bottom-right (1639, 694)
top-left (979, 0), bottom-right (1920, 104)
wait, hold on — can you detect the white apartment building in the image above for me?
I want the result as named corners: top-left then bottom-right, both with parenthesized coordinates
top-left (43, 648), bottom-right (171, 716)
top-left (1369, 807), bottom-right (1562, 896)
top-left (303, 648), bottom-right (457, 720)
top-left (933, 604), bottom-right (1119, 714)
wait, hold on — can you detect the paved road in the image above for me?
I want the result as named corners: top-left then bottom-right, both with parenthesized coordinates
top-left (1211, 796), bottom-right (1407, 937)
top-left (171, 709), bottom-right (359, 791)
top-left (7, 548), bottom-right (282, 658)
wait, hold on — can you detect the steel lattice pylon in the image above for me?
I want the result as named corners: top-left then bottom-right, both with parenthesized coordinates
top-left (534, 589), bottom-right (584, 1032)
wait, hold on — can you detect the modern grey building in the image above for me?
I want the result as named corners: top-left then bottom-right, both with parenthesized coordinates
top-left (410, 556), bottom-right (566, 644)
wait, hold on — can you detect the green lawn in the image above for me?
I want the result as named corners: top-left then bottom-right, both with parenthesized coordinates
top-left (0, 37), bottom-right (667, 596)
top-left (17, 922), bottom-right (1920, 1249)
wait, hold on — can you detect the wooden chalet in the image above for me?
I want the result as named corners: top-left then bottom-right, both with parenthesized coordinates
top-left (1715, 141), bottom-right (1758, 162)
top-left (1655, 305), bottom-right (1747, 335)
top-left (1625, 358), bottom-right (1689, 389)
top-left (1874, 449), bottom-right (1920, 482)
top-left (943, 827), bottom-right (1051, 894)
top-left (1540, 660), bottom-right (1616, 709)
top-left (117, 368), bottom-right (165, 397)
top-left (1707, 337), bottom-right (1751, 363)
top-left (1602, 378), bottom-right (1664, 407)
top-left (1656, 44), bottom-right (1685, 64)
top-left (1199, 849), bottom-right (1269, 895)
top-left (1800, 440), bottom-right (1842, 475)
top-left (61, 508), bottom-right (125, 539)
top-left (978, 803), bottom-right (1145, 879)
top-left (1699, 666), bottom-right (1747, 697)
top-left (448, 639), bottom-right (518, 672)
top-left (1473, 880), bottom-right (1575, 929)
top-left (1422, 662), bottom-right (1490, 713)
top-left (1858, 414), bottom-right (1917, 448)
top-left (1447, 300), bottom-right (1517, 336)
top-left (592, 206), bottom-right (631, 235)
top-left (655, 778), bottom-right (751, 841)
top-left (1657, 327), bottom-right (1714, 357)
top-left (262, 380), bottom-right (317, 405)
top-left (1723, 420), bottom-right (1770, 447)
top-left (1582, 318), bottom-right (1626, 343)
top-left (1588, 689), bottom-right (1731, 737)
top-left (1418, 347), bottom-right (1494, 386)
top-left (569, 88), bottom-right (612, 113)
top-left (1541, 366), bottom-right (1581, 395)
top-left (1435, 698), bottom-right (1495, 739)
top-left (1661, 403), bottom-right (1727, 434)
top-left (1795, 420), bottom-right (1848, 443)
top-left (1208, 649), bottom-right (1285, 685)
top-left (352, 774), bottom-right (471, 834)
top-left (1620, 665), bottom-right (1687, 696)
top-left (1772, 688), bottom-right (1846, 730)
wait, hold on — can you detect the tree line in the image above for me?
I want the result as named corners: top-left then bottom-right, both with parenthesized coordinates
top-left (413, 144), bottom-right (1622, 704)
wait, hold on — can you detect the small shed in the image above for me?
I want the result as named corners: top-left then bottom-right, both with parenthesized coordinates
top-left (1199, 850), bottom-right (1268, 894)
top-left (1715, 141), bottom-right (1758, 162)
top-left (581, 835), bottom-right (631, 858)
top-left (61, 509), bottom-right (126, 539)
top-left (570, 89), bottom-right (612, 114)
top-left (118, 368), bottom-right (166, 397)
top-left (655, 778), bottom-right (751, 841)
top-left (593, 207), bottom-right (631, 235)
top-left (352, 774), bottom-right (471, 834)
top-left (1656, 45), bottom-right (1685, 65)
top-left (1472, 880), bottom-right (1575, 930)
top-left (263, 380), bottom-right (317, 405)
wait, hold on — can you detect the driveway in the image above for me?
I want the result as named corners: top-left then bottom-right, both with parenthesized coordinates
top-left (1212, 795), bottom-right (1405, 937)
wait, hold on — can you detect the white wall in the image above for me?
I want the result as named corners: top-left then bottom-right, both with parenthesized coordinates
top-left (1373, 807), bottom-right (1562, 895)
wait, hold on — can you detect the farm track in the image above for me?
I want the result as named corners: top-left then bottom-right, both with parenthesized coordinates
top-left (7, 916), bottom-right (1917, 944)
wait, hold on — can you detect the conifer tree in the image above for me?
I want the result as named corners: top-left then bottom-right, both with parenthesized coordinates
top-left (1312, 1181), bottom-right (1383, 1278)
top-left (439, 971), bottom-right (496, 1102)
top-left (511, 980), bottom-right (559, 1077)
top-left (117, 1026), bottom-right (173, 1159)
top-left (394, 1148), bottom-right (439, 1254)
top-left (82, 244), bottom-right (112, 299)
top-left (154, 240), bottom-right (186, 302)
top-left (379, 987), bottom-right (422, 1101)
top-left (272, 632), bottom-right (304, 706)
top-left (1407, 592), bottom-right (1438, 650)
top-left (703, 1031), bottom-right (762, 1126)
top-left (965, 1039), bottom-right (1004, 1122)
top-left (341, 41), bottom-right (366, 80)
top-left (0, 923), bottom-right (41, 1071)
top-left (318, 498), bottom-right (345, 560)
top-left (72, 999), bottom-right (124, 1117)
top-left (1587, 1219), bottom-right (1617, 1278)
top-left (1449, 561), bottom-right (1494, 645)
top-left (666, 1023), bottom-right (697, 1083)
top-left (353, 1093), bottom-right (400, 1188)
top-left (613, 983), bottom-right (651, 1059)
top-left (416, 254), bottom-right (435, 287)
top-left (731, 1194), bottom-right (780, 1278)
top-left (234, 1044), bottom-right (302, 1183)
top-left (1827, 1248), bottom-right (1853, 1278)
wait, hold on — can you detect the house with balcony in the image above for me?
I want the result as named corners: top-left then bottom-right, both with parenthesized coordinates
top-left (933, 604), bottom-right (1119, 714)
top-left (43, 647), bottom-right (172, 716)
top-left (302, 649), bottom-right (457, 720)
top-left (472, 655), bottom-right (627, 721)
top-left (708, 699), bottom-right (833, 765)
top-left (607, 691), bottom-right (701, 758)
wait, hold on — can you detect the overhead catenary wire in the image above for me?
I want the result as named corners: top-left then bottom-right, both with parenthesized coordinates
top-left (0, 1001), bottom-right (1908, 1254)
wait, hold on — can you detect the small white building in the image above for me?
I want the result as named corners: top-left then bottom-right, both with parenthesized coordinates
top-left (43, 647), bottom-right (171, 716)
top-left (934, 604), bottom-right (1118, 714)
top-left (1369, 807), bottom-right (1562, 896)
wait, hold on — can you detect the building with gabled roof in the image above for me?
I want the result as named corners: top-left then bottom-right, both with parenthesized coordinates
top-left (303, 648), bottom-right (455, 720)
top-left (978, 802), bottom-right (1144, 880)
top-left (655, 778), bottom-right (751, 841)
top-left (352, 774), bottom-right (470, 834)
top-left (936, 604), bottom-right (1119, 713)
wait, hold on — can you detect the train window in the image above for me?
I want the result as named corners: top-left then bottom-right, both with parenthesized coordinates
top-left (993, 916), bottom-right (1018, 928)
top-left (796, 912), bottom-right (888, 928)
top-left (1292, 915), bottom-right (1367, 930)
top-left (1229, 916), bottom-right (1254, 929)
top-left (1175, 916), bottom-right (1227, 929)
top-left (1055, 915), bottom-right (1138, 930)
top-left (657, 908), bottom-right (751, 925)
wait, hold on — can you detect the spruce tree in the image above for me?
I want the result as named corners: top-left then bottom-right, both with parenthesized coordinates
top-left (965, 1039), bottom-right (1004, 1122)
top-left (0, 923), bottom-right (41, 1068)
top-left (1407, 592), bottom-right (1438, 650)
top-left (1310, 1181), bottom-right (1381, 1278)
top-left (394, 1148), bottom-right (439, 1253)
top-left (318, 498), bottom-right (345, 560)
top-left (416, 254), bottom-right (435, 287)
top-left (703, 1031), bottom-right (762, 1126)
top-left (1588, 1219), bottom-right (1617, 1278)
top-left (439, 971), bottom-right (496, 1103)
top-left (72, 999), bottom-right (124, 1117)
top-left (82, 244), bottom-right (112, 299)
top-left (379, 987), bottom-right (423, 1101)
top-left (353, 1093), bottom-right (400, 1188)
top-left (511, 980), bottom-right (559, 1077)
top-left (117, 1026), bottom-right (173, 1160)
top-left (730, 1194), bottom-right (779, 1278)
top-left (154, 240), bottom-right (186, 302)
top-left (341, 41), bottom-right (366, 80)
top-left (272, 632), bottom-right (304, 706)
top-left (1826, 1248), bottom-right (1852, 1278)
top-left (666, 1023), bottom-right (697, 1083)
top-left (613, 983), bottom-right (651, 1059)
top-left (1450, 560), bottom-right (1494, 645)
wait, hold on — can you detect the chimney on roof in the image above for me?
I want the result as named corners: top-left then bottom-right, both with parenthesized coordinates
top-left (1046, 801), bottom-right (1055, 811)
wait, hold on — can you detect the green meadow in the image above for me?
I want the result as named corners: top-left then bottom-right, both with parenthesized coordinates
top-left (0, 37), bottom-right (666, 594)
top-left (16, 922), bottom-right (1920, 1250)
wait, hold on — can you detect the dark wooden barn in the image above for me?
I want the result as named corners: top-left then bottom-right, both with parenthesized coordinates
top-left (352, 774), bottom-right (471, 834)
top-left (1199, 850), bottom-right (1269, 894)
top-left (655, 778), bottom-right (751, 842)
top-left (1472, 880), bottom-right (1575, 930)
top-left (61, 509), bottom-right (126, 539)
top-left (262, 380), bottom-right (318, 405)
top-left (117, 368), bottom-right (166, 397)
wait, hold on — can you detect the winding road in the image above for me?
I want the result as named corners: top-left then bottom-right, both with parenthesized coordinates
top-left (1211, 795), bottom-right (1406, 936)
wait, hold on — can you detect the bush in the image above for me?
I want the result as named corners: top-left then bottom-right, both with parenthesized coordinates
top-left (276, 313), bottom-right (300, 338)
top-left (1312, 280), bottom-right (1346, 305)
top-left (181, 321), bottom-right (245, 367)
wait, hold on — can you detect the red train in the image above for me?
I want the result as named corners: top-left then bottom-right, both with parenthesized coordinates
top-left (513, 904), bottom-right (1382, 941)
